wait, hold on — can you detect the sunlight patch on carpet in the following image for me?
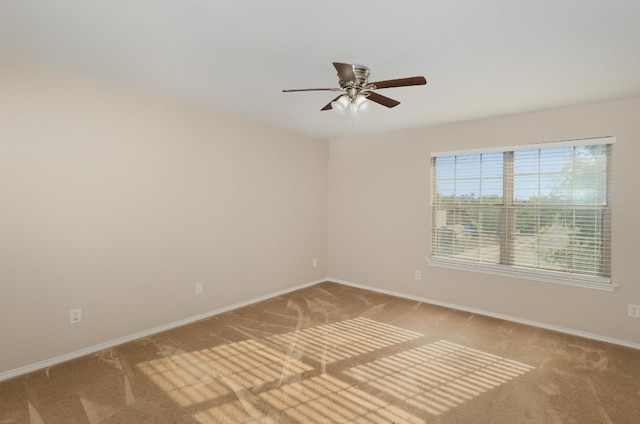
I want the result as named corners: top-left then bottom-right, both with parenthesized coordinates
top-left (268, 317), bottom-right (424, 364)
top-left (257, 374), bottom-right (426, 424)
top-left (344, 339), bottom-right (535, 416)
top-left (137, 339), bottom-right (313, 407)
top-left (137, 318), bottom-right (532, 421)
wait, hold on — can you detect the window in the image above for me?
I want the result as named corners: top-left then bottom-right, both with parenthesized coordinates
top-left (429, 137), bottom-right (614, 290)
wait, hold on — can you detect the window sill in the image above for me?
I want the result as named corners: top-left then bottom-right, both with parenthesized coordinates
top-left (427, 257), bottom-right (616, 291)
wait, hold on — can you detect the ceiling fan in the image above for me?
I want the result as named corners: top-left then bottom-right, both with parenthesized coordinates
top-left (282, 62), bottom-right (427, 115)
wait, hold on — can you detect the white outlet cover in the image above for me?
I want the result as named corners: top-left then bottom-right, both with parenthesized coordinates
top-left (69, 308), bottom-right (82, 324)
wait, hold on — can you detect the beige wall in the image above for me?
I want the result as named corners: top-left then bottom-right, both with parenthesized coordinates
top-left (0, 60), bottom-right (329, 373)
top-left (2, 57), bottom-right (638, 376)
top-left (329, 97), bottom-right (640, 345)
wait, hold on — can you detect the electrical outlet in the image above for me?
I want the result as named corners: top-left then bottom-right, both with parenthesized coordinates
top-left (195, 282), bottom-right (203, 294)
top-left (628, 304), bottom-right (640, 318)
top-left (312, 258), bottom-right (318, 267)
top-left (69, 308), bottom-right (82, 324)
top-left (415, 270), bottom-right (422, 280)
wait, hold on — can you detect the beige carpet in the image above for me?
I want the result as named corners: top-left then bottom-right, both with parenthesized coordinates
top-left (1, 282), bottom-right (639, 423)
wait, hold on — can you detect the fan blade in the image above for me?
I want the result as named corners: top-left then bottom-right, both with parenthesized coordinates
top-left (366, 92), bottom-right (400, 108)
top-left (283, 88), bottom-right (340, 92)
top-left (369, 76), bottom-right (426, 90)
top-left (321, 95), bottom-right (343, 111)
top-left (333, 62), bottom-right (357, 84)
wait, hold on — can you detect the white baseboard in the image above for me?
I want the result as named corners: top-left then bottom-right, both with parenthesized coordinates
top-left (0, 278), bottom-right (325, 382)
top-left (4, 276), bottom-right (637, 382)
top-left (328, 277), bottom-right (640, 351)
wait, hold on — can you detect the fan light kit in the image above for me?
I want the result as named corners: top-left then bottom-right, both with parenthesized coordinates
top-left (283, 62), bottom-right (427, 117)
top-left (331, 93), bottom-right (370, 116)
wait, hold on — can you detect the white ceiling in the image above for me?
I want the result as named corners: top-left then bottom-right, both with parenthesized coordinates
top-left (2, 1), bottom-right (640, 140)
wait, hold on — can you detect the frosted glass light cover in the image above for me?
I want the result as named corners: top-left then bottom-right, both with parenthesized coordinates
top-left (331, 95), bottom-right (350, 115)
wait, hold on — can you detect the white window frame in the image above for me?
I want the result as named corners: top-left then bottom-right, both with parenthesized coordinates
top-left (428, 136), bottom-right (615, 291)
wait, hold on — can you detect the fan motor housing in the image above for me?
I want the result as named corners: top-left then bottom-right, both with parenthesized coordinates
top-left (338, 64), bottom-right (370, 89)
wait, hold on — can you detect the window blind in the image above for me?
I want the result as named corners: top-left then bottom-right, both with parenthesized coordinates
top-left (430, 137), bottom-right (613, 289)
